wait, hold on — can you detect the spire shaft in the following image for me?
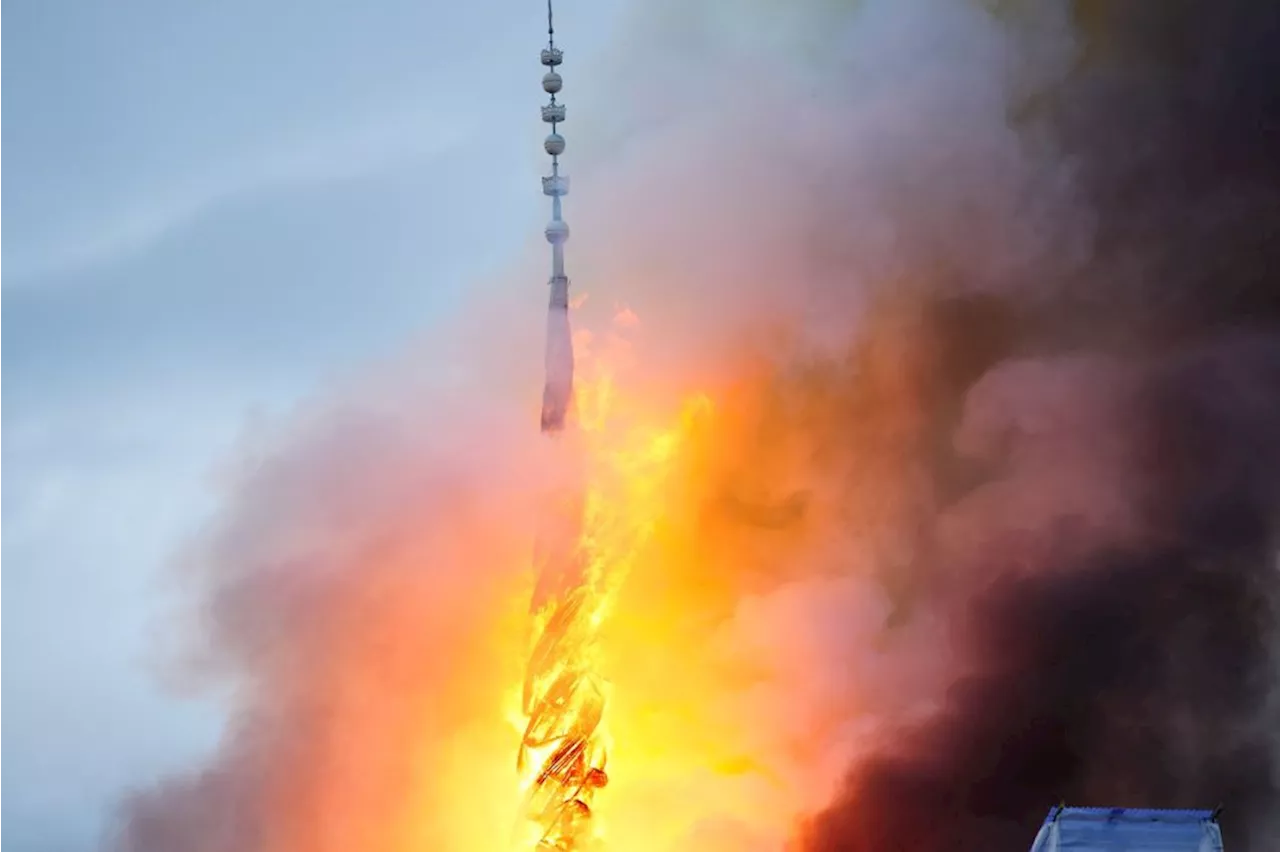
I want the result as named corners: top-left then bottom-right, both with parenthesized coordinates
top-left (539, 1), bottom-right (572, 433)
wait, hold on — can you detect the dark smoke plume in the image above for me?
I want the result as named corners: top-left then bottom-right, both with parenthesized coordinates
top-left (798, 2), bottom-right (1280, 849)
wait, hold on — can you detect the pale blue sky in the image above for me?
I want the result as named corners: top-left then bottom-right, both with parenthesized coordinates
top-left (2, 2), bottom-right (625, 849)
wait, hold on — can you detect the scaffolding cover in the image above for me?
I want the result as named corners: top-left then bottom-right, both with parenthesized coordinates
top-left (1029, 807), bottom-right (1224, 852)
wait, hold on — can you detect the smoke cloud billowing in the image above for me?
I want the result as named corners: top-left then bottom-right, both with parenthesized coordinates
top-left (788, 2), bottom-right (1280, 849)
top-left (116, 1), bottom-right (1280, 850)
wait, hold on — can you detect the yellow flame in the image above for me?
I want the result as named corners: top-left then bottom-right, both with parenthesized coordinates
top-left (511, 319), bottom-right (709, 851)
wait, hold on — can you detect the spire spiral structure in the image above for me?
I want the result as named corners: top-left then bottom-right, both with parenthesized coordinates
top-left (516, 3), bottom-right (607, 850)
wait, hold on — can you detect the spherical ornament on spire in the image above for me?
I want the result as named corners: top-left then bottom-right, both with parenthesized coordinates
top-left (544, 133), bottom-right (565, 156)
top-left (545, 219), bottom-right (570, 244)
top-left (542, 71), bottom-right (563, 94)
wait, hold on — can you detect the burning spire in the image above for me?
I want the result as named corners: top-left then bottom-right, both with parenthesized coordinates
top-left (539, 0), bottom-right (573, 434)
top-left (516, 3), bottom-right (607, 849)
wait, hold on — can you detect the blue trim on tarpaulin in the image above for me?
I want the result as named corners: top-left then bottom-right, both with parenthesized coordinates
top-left (1029, 806), bottom-right (1225, 851)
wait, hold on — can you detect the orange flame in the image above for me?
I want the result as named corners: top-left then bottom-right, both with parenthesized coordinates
top-left (511, 312), bottom-right (711, 850)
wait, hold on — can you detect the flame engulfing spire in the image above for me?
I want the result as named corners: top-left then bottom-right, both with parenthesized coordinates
top-left (517, 3), bottom-right (606, 850)
top-left (539, 0), bottom-right (573, 434)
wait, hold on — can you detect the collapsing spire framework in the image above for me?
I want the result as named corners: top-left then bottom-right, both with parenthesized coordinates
top-left (516, 3), bottom-right (608, 850)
